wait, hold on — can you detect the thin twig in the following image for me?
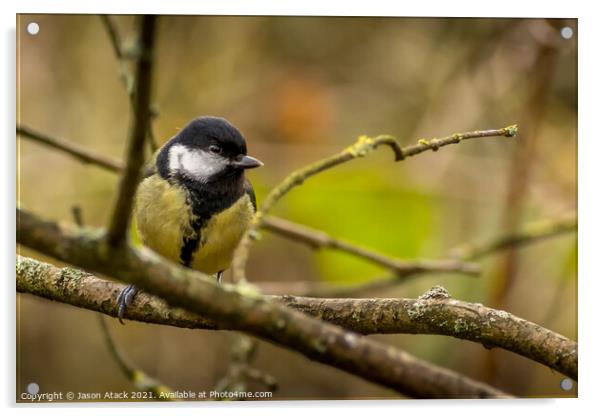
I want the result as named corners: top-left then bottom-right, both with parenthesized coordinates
top-left (106, 15), bottom-right (157, 246)
top-left (232, 126), bottom-right (518, 281)
top-left (16, 126), bottom-right (123, 173)
top-left (17, 209), bottom-right (511, 398)
top-left (231, 135), bottom-right (406, 281)
top-left (401, 126), bottom-right (518, 158)
top-left (71, 205), bottom-right (84, 227)
top-left (263, 216), bottom-right (480, 277)
top-left (260, 214), bottom-right (576, 297)
top-left (256, 275), bottom-right (452, 298)
top-left (312, 275), bottom-right (424, 298)
top-left (238, 278), bottom-right (413, 297)
top-left (97, 314), bottom-right (132, 376)
top-left (100, 15), bottom-right (124, 60)
top-left (97, 314), bottom-right (173, 399)
top-left (449, 215), bottom-right (576, 260)
top-left (214, 334), bottom-right (277, 399)
top-left (254, 278), bottom-right (448, 298)
top-left (16, 253), bottom-right (576, 381)
top-left (100, 14), bottom-right (158, 152)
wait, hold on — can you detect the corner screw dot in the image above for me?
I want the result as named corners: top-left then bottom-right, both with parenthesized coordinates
top-left (560, 378), bottom-right (573, 391)
top-left (560, 26), bottom-right (573, 40)
top-left (27, 382), bottom-right (39, 395)
top-left (26, 22), bottom-right (40, 35)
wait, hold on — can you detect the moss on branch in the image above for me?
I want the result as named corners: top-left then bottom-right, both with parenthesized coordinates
top-left (232, 125), bottom-right (518, 281)
top-left (17, 208), bottom-right (511, 398)
top-left (17, 254), bottom-right (576, 381)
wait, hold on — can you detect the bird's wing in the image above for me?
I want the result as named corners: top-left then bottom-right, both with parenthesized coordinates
top-left (142, 161), bottom-right (157, 179)
top-left (142, 148), bottom-right (162, 179)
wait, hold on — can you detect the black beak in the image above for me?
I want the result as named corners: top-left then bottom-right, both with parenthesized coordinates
top-left (232, 155), bottom-right (263, 170)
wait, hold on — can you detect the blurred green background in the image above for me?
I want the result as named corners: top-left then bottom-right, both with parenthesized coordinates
top-left (17, 15), bottom-right (576, 400)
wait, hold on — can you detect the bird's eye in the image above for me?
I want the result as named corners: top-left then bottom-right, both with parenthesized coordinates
top-left (208, 145), bottom-right (222, 155)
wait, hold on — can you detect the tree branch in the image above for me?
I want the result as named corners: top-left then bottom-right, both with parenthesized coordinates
top-left (262, 216), bottom-right (480, 277)
top-left (232, 126), bottom-right (518, 281)
top-left (449, 215), bottom-right (577, 260)
top-left (231, 135), bottom-right (403, 281)
top-left (16, 208), bottom-right (510, 398)
top-left (403, 125), bottom-right (518, 157)
top-left (97, 315), bottom-right (173, 399)
top-left (16, 126), bottom-right (123, 173)
top-left (310, 213), bottom-right (576, 303)
top-left (214, 334), bottom-right (278, 398)
top-left (100, 15), bottom-right (125, 60)
top-left (16, 253), bottom-right (576, 381)
top-left (100, 14), bottom-right (158, 152)
top-left (106, 15), bottom-right (156, 246)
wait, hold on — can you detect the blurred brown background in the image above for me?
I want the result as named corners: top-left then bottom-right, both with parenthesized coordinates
top-left (17, 15), bottom-right (577, 400)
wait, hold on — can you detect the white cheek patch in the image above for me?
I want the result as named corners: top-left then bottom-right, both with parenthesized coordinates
top-left (168, 144), bottom-right (227, 181)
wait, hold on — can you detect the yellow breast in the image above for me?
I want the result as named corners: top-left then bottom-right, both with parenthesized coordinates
top-left (190, 195), bottom-right (254, 274)
top-left (134, 175), bottom-right (254, 275)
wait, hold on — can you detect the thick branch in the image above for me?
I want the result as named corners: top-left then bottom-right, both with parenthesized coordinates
top-left (449, 215), bottom-right (577, 260)
top-left (16, 126), bottom-right (123, 173)
top-left (232, 126), bottom-right (518, 281)
top-left (262, 216), bottom-right (480, 277)
top-left (17, 209), bottom-right (509, 398)
top-left (16, 254), bottom-right (576, 381)
top-left (106, 15), bottom-right (156, 246)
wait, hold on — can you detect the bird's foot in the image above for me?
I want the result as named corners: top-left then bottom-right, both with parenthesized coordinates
top-left (216, 270), bottom-right (224, 285)
top-left (116, 284), bottom-right (139, 325)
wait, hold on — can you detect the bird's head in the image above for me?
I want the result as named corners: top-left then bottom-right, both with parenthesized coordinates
top-left (157, 116), bottom-right (263, 183)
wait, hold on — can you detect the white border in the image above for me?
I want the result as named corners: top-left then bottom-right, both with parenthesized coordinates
top-left (7, 0), bottom-right (583, 17)
top-left (3, 1), bottom-right (601, 415)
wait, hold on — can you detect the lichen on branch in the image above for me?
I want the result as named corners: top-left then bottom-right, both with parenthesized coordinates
top-left (232, 125), bottom-right (518, 282)
top-left (17, 209), bottom-right (511, 398)
top-left (17, 255), bottom-right (576, 381)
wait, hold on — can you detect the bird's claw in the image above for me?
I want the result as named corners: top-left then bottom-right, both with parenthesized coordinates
top-left (117, 284), bottom-right (139, 325)
top-left (116, 272), bottom-right (220, 325)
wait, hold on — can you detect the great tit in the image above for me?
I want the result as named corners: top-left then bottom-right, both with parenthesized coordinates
top-left (117, 116), bottom-right (263, 321)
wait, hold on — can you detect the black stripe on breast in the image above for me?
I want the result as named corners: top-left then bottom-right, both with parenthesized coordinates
top-left (175, 172), bottom-right (246, 268)
top-left (179, 216), bottom-right (203, 267)
top-left (178, 187), bottom-right (207, 268)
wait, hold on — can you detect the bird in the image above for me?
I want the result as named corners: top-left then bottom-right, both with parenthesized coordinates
top-left (117, 116), bottom-right (263, 322)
